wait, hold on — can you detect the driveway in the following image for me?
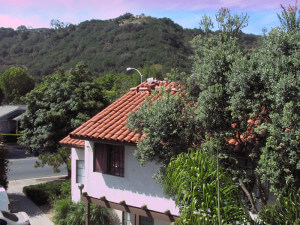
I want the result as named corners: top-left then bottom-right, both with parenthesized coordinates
top-left (7, 176), bottom-right (65, 225)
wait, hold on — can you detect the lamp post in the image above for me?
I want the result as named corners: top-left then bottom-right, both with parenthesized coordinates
top-left (126, 67), bottom-right (143, 84)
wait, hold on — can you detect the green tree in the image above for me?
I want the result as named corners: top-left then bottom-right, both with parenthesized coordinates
top-left (97, 73), bottom-right (133, 103)
top-left (18, 64), bottom-right (107, 170)
top-left (127, 89), bottom-right (201, 179)
top-left (128, 4), bottom-right (299, 217)
top-left (164, 145), bottom-right (250, 224)
top-left (253, 3), bottom-right (300, 195)
top-left (0, 67), bottom-right (35, 104)
top-left (50, 19), bottom-right (66, 29)
top-left (188, 4), bottom-right (299, 210)
top-left (35, 147), bottom-right (71, 176)
top-left (0, 135), bottom-right (9, 189)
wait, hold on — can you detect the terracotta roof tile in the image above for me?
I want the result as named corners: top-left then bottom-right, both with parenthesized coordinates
top-left (61, 80), bottom-right (182, 146)
top-left (60, 135), bottom-right (84, 148)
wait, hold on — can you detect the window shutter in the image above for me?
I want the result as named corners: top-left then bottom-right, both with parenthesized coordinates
top-left (95, 144), bottom-right (107, 173)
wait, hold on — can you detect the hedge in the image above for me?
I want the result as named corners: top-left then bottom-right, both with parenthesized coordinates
top-left (23, 180), bottom-right (68, 205)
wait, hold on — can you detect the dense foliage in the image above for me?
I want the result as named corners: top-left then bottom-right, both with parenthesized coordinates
top-left (187, 5), bottom-right (299, 209)
top-left (0, 14), bottom-right (258, 81)
top-left (259, 189), bottom-right (300, 225)
top-left (97, 64), bottom-right (165, 103)
top-left (0, 67), bottom-right (35, 104)
top-left (53, 198), bottom-right (117, 225)
top-left (18, 64), bottom-right (107, 168)
top-left (164, 146), bottom-right (250, 224)
top-left (0, 135), bottom-right (9, 189)
top-left (52, 180), bottom-right (118, 225)
top-left (128, 4), bottom-right (299, 220)
top-left (127, 89), bottom-right (200, 178)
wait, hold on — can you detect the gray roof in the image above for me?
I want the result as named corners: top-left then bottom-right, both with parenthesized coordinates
top-left (0, 105), bottom-right (27, 120)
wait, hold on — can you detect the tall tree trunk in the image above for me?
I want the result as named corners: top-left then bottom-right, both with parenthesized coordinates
top-left (255, 172), bottom-right (267, 206)
top-left (239, 179), bottom-right (258, 214)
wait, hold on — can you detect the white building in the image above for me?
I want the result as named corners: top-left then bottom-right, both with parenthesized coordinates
top-left (60, 80), bottom-right (181, 225)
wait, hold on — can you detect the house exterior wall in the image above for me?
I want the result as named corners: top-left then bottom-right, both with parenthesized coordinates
top-left (111, 209), bottom-right (171, 225)
top-left (0, 120), bottom-right (16, 134)
top-left (0, 105), bottom-right (26, 133)
top-left (82, 140), bottom-right (178, 215)
top-left (71, 147), bottom-right (85, 202)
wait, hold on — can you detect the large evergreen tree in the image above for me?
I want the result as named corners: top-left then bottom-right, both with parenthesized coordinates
top-left (0, 67), bottom-right (35, 104)
top-left (18, 64), bottom-right (108, 170)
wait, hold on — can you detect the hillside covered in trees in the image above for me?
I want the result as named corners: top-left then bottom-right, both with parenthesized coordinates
top-left (0, 13), bottom-right (258, 81)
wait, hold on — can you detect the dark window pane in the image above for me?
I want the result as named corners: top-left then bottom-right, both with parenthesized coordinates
top-left (108, 145), bottom-right (124, 176)
top-left (94, 144), bottom-right (107, 173)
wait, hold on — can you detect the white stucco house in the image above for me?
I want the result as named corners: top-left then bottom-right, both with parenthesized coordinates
top-left (0, 105), bottom-right (26, 134)
top-left (60, 80), bottom-right (181, 225)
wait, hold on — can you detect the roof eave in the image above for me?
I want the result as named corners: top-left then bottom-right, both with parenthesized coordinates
top-left (69, 134), bottom-right (137, 147)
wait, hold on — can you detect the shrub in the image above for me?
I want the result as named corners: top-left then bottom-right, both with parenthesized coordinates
top-left (0, 135), bottom-right (9, 189)
top-left (258, 189), bottom-right (300, 225)
top-left (53, 198), bottom-right (119, 225)
top-left (60, 180), bottom-right (71, 198)
top-left (23, 180), bottom-right (67, 205)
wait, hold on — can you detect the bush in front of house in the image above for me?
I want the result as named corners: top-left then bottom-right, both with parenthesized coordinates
top-left (53, 198), bottom-right (119, 225)
top-left (23, 180), bottom-right (66, 205)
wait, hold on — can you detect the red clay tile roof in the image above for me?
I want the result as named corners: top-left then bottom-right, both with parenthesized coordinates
top-left (59, 80), bottom-right (181, 147)
top-left (60, 135), bottom-right (85, 148)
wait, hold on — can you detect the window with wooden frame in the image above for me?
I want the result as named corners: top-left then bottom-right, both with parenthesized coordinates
top-left (94, 143), bottom-right (125, 177)
top-left (76, 160), bottom-right (85, 183)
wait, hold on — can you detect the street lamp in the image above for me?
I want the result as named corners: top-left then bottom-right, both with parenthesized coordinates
top-left (126, 67), bottom-right (143, 84)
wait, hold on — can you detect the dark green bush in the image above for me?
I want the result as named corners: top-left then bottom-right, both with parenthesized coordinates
top-left (259, 189), bottom-right (300, 225)
top-left (23, 180), bottom-right (67, 205)
top-left (0, 135), bottom-right (9, 189)
top-left (60, 180), bottom-right (71, 198)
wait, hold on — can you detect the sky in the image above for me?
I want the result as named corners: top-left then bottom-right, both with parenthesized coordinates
top-left (0, 0), bottom-right (297, 35)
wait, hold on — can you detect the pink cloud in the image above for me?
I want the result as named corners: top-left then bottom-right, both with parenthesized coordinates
top-left (0, 14), bottom-right (47, 29)
top-left (0, 0), bottom-right (34, 8)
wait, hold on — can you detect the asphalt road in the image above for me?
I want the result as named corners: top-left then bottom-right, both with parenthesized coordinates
top-left (6, 143), bottom-right (68, 181)
top-left (8, 158), bottom-right (68, 180)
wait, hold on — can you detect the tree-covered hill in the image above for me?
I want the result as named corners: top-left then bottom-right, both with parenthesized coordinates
top-left (0, 13), bottom-right (259, 81)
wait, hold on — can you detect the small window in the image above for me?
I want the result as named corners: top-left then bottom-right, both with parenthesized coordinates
top-left (94, 144), bottom-right (124, 177)
top-left (76, 160), bottom-right (85, 183)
